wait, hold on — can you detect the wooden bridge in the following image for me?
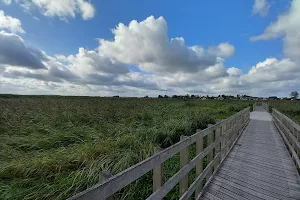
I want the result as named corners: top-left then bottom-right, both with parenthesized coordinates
top-left (69, 104), bottom-right (300, 200)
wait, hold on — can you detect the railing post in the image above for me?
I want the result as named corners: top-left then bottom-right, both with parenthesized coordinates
top-left (214, 126), bottom-right (221, 170)
top-left (195, 131), bottom-right (203, 197)
top-left (207, 124), bottom-right (214, 178)
top-left (99, 171), bottom-right (114, 200)
top-left (221, 121), bottom-right (227, 160)
top-left (297, 129), bottom-right (300, 158)
top-left (180, 135), bottom-right (189, 196)
top-left (153, 147), bottom-right (164, 192)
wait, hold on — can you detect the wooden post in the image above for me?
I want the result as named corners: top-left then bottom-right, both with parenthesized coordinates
top-left (195, 130), bottom-right (203, 197)
top-left (221, 122), bottom-right (226, 160)
top-left (100, 171), bottom-right (114, 200)
top-left (214, 126), bottom-right (221, 170)
top-left (207, 124), bottom-right (214, 178)
top-left (180, 135), bottom-right (189, 197)
top-left (153, 147), bottom-right (164, 192)
top-left (297, 129), bottom-right (300, 158)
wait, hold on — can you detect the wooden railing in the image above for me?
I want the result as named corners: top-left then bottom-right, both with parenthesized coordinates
top-left (273, 109), bottom-right (300, 172)
top-left (68, 108), bottom-right (250, 200)
top-left (262, 102), bottom-right (269, 112)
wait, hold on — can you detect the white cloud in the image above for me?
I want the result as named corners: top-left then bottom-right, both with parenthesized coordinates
top-left (98, 16), bottom-right (234, 74)
top-left (208, 42), bottom-right (235, 58)
top-left (5, 0), bottom-right (95, 21)
top-left (246, 58), bottom-right (298, 82)
top-left (0, 10), bottom-right (25, 33)
top-left (251, 0), bottom-right (300, 62)
top-left (77, 0), bottom-right (95, 20)
top-left (1, 0), bottom-right (12, 5)
top-left (252, 0), bottom-right (270, 17)
top-left (66, 47), bottom-right (129, 77)
top-left (0, 31), bottom-right (46, 69)
top-left (1, 15), bottom-right (300, 97)
top-left (227, 67), bottom-right (242, 76)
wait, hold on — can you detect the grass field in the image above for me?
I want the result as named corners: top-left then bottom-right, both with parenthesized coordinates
top-left (0, 96), bottom-right (252, 200)
top-left (269, 101), bottom-right (300, 124)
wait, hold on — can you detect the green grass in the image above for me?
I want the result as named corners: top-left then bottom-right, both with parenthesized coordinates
top-left (0, 96), bottom-right (251, 199)
top-left (270, 101), bottom-right (300, 124)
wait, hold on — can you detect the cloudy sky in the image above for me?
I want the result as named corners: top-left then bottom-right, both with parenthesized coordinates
top-left (0, 0), bottom-right (299, 97)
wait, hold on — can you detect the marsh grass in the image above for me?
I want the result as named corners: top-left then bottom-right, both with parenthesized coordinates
top-left (0, 96), bottom-right (251, 199)
top-left (271, 101), bottom-right (300, 124)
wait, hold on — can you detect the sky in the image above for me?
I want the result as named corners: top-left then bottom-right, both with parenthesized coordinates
top-left (0, 0), bottom-right (299, 97)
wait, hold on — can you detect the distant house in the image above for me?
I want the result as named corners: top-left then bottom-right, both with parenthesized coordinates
top-left (268, 96), bottom-right (279, 100)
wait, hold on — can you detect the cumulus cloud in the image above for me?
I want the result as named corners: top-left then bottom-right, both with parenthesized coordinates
top-left (251, 0), bottom-right (300, 62)
top-left (208, 43), bottom-right (235, 58)
top-left (67, 47), bottom-right (129, 77)
top-left (0, 30), bottom-right (160, 91)
top-left (246, 58), bottom-right (298, 82)
top-left (4, 0), bottom-right (95, 21)
top-left (227, 67), bottom-right (242, 76)
top-left (1, 14), bottom-right (299, 97)
top-left (0, 31), bottom-right (47, 69)
top-left (252, 0), bottom-right (270, 17)
top-left (0, 10), bottom-right (25, 33)
top-left (98, 16), bottom-right (234, 74)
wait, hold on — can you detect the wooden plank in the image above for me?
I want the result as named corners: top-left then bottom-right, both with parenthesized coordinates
top-left (213, 177), bottom-right (279, 200)
top-left (153, 147), bottom-right (163, 192)
top-left (273, 116), bottom-right (300, 169)
top-left (179, 154), bottom-right (220, 200)
top-left (273, 114), bottom-right (300, 150)
top-left (207, 184), bottom-right (248, 200)
top-left (206, 124), bottom-right (214, 178)
top-left (217, 172), bottom-right (292, 199)
top-left (200, 108), bottom-right (300, 200)
top-left (195, 135), bottom-right (203, 197)
top-left (179, 136), bottom-right (189, 196)
top-left (146, 139), bottom-right (222, 200)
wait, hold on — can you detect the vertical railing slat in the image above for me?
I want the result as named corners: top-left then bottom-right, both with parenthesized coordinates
top-left (180, 135), bottom-right (189, 196)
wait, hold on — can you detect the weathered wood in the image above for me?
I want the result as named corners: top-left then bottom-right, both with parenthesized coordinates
top-left (273, 116), bottom-right (300, 170)
top-left (207, 124), bottom-right (214, 178)
top-left (214, 127), bottom-right (221, 170)
top-left (99, 171), bottom-right (114, 200)
top-left (146, 137), bottom-right (223, 200)
top-left (179, 135), bottom-right (189, 196)
top-left (180, 153), bottom-right (221, 200)
top-left (220, 123), bottom-right (226, 160)
top-left (153, 147), bottom-right (163, 192)
top-left (201, 107), bottom-right (300, 200)
top-left (195, 131), bottom-right (203, 197)
top-left (273, 114), bottom-right (300, 150)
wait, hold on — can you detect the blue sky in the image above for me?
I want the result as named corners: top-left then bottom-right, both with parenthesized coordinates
top-left (0, 0), bottom-right (299, 97)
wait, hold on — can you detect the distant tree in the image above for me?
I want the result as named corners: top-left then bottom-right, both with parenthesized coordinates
top-left (185, 94), bottom-right (190, 99)
top-left (144, 95), bottom-right (149, 98)
top-left (191, 95), bottom-right (195, 99)
top-left (113, 95), bottom-right (120, 98)
top-left (237, 94), bottom-right (240, 99)
top-left (172, 95), bottom-right (178, 98)
top-left (158, 95), bottom-right (163, 98)
top-left (290, 91), bottom-right (299, 100)
top-left (164, 95), bottom-right (169, 98)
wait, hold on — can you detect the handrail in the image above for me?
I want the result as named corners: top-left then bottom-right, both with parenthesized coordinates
top-left (68, 107), bottom-right (250, 200)
top-left (272, 109), bottom-right (300, 172)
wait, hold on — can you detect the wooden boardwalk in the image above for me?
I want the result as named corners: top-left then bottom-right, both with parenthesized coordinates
top-left (201, 106), bottom-right (300, 200)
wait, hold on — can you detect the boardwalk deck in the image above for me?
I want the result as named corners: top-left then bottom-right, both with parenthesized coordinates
top-left (201, 106), bottom-right (300, 200)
